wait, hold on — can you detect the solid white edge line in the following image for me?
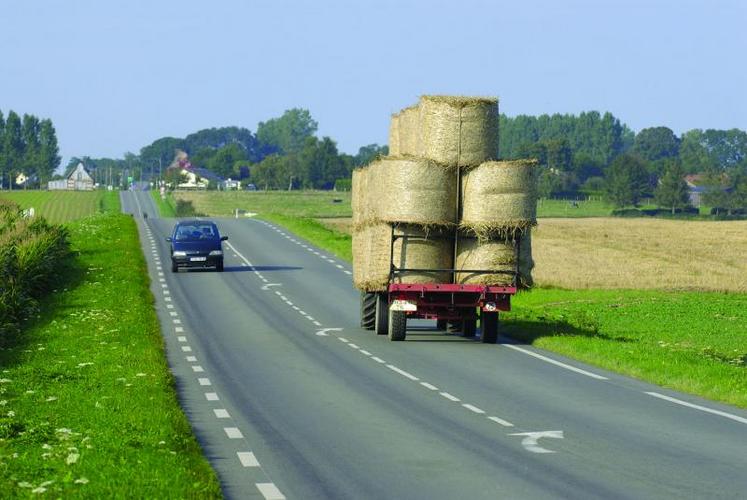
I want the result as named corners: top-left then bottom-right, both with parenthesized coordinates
top-left (237, 451), bottom-right (260, 467)
top-left (256, 482), bottom-right (285, 500)
top-left (488, 416), bottom-right (514, 427)
top-left (504, 344), bottom-right (609, 380)
top-left (645, 392), bottom-right (747, 425)
top-left (387, 364), bottom-right (419, 381)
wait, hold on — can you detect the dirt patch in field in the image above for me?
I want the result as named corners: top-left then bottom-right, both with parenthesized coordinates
top-left (321, 216), bottom-right (747, 292)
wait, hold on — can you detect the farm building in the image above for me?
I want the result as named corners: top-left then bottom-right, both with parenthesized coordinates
top-left (48, 163), bottom-right (94, 191)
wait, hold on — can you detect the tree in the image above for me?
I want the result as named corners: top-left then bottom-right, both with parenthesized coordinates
top-left (207, 143), bottom-right (247, 179)
top-left (604, 153), bottom-right (649, 207)
top-left (632, 127), bottom-right (680, 162)
top-left (37, 119), bottom-right (60, 187)
top-left (654, 161), bottom-right (690, 214)
top-left (256, 108), bottom-right (318, 155)
top-left (679, 129), bottom-right (714, 172)
top-left (354, 144), bottom-right (388, 167)
top-left (3, 111), bottom-right (23, 189)
top-left (21, 114), bottom-right (40, 186)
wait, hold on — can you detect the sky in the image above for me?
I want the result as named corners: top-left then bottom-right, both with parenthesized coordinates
top-left (1, 0), bottom-right (745, 166)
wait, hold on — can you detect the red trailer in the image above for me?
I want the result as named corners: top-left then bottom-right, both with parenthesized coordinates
top-left (360, 225), bottom-right (519, 342)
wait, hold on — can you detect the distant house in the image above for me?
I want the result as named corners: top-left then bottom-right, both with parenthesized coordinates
top-left (173, 167), bottom-right (224, 190)
top-left (684, 173), bottom-right (730, 207)
top-left (48, 163), bottom-right (94, 191)
top-left (222, 178), bottom-right (241, 190)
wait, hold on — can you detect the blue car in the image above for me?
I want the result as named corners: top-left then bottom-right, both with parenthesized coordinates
top-left (166, 220), bottom-right (227, 272)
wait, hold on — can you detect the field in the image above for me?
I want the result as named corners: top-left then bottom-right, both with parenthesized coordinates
top-left (0, 190), bottom-right (118, 224)
top-left (174, 190), bottom-right (352, 218)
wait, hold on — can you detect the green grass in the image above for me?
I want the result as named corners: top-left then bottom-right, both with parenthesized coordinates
top-left (264, 214), bottom-right (747, 409)
top-left (502, 289), bottom-right (747, 408)
top-left (150, 190), bottom-right (176, 218)
top-left (0, 212), bottom-right (221, 497)
top-left (0, 191), bottom-right (120, 223)
top-left (263, 213), bottom-right (352, 262)
top-left (175, 190), bottom-right (351, 218)
top-left (536, 197), bottom-right (614, 217)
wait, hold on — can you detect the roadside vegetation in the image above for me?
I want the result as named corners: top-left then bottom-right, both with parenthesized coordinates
top-left (150, 190), bottom-right (176, 218)
top-left (0, 192), bottom-right (221, 497)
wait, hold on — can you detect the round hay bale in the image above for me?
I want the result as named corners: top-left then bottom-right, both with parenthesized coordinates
top-left (460, 159), bottom-right (538, 237)
top-left (389, 113), bottom-right (401, 156)
top-left (351, 168), bottom-right (367, 228)
top-left (371, 156), bottom-right (457, 226)
top-left (391, 224), bottom-right (453, 284)
top-left (420, 95), bottom-right (499, 167)
top-left (352, 227), bottom-right (366, 289)
top-left (398, 105), bottom-right (423, 157)
top-left (455, 237), bottom-right (516, 286)
top-left (356, 222), bottom-right (392, 292)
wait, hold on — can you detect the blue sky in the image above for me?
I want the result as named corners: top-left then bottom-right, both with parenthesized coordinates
top-left (1, 0), bottom-right (745, 165)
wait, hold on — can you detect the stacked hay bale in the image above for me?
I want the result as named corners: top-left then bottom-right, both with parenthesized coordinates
top-left (353, 95), bottom-right (537, 292)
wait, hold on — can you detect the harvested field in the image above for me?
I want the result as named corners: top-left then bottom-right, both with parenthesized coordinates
top-left (321, 217), bottom-right (747, 292)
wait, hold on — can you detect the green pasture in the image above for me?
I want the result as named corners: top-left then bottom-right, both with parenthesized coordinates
top-left (0, 190), bottom-right (120, 223)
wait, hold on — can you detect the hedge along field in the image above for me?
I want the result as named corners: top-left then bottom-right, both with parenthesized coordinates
top-left (0, 210), bottom-right (221, 497)
top-left (0, 191), bottom-right (117, 224)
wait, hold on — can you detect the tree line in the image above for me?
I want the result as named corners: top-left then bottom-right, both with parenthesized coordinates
top-left (0, 110), bottom-right (61, 189)
top-left (501, 113), bottom-right (747, 213)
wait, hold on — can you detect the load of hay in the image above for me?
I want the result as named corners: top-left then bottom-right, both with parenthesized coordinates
top-left (397, 105), bottom-right (422, 157)
top-left (388, 113), bottom-right (401, 156)
top-left (368, 157), bottom-right (457, 227)
top-left (455, 237), bottom-right (516, 285)
top-left (460, 159), bottom-right (538, 238)
top-left (420, 96), bottom-right (499, 167)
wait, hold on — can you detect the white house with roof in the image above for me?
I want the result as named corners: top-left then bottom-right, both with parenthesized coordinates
top-left (48, 163), bottom-right (94, 191)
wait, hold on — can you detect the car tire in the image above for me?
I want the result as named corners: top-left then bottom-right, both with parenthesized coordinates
top-left (217, 259), bottom-right (224, 272)
top-left (171, 260), bottom-right (178, 273)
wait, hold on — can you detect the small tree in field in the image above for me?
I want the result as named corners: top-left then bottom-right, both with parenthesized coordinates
top-left (604, 153), bottom-right (649, 208)
top-left (655, 161), bottom-right (691, 214)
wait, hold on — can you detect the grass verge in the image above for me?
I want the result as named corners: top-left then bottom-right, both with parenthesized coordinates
top-left (150, 190), bottom-right (176, 218)
top-left (266, 214), bottom-right (747, 409)
top-left (0, 212), bottom-right (221, 497)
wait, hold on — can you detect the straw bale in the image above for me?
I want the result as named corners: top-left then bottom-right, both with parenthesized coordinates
top-left (369, 156), bottom-right (457, 227)
top-left (455, 237), bottom-right (516, 286)
top-left (460, 159), bottom-right (538, 237)
top-left (517, 230), bottom-right (534, 289)
top-left (354, 222), bottom-right (392, 291)
top-left (397, 105), bottom-right (423, 157)
top-left (388, 113), bottom-right (401, 156)
top-left (351, 168), bottom-right (367, 227)
top-left (420, 95), bottom-right (499, 167)
top-left (391, 225), bottom-right (453, 285)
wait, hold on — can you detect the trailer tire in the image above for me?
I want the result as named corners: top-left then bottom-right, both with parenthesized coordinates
top-left (446, 320), bottom-right (462, 333)
top-left (360, 292), bottom-right (376, 330)
top-left (481, 311), bottom-right (498, 344)
top-left (374, 293), bottom-right (389, 336)
top-left (436, 319), bottom-right (447, 330)
top-left (388, 310), bottom-right (407, 341)
top-left (463, 317), bottom-right (477, 337)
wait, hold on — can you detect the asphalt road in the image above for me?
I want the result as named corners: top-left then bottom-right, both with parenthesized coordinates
top-left (121, 190), bottom-right (747, 500)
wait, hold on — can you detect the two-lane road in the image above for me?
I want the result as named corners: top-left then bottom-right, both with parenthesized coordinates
top-left (121, 190), bottom-right (747, 499)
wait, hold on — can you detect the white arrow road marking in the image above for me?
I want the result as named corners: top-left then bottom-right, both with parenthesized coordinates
top-left (261, 283), bottom-right (282, 291)
top-left (509, 430), bottom-right (564, 454)
top-left (316, 328), bottom-right (342, 336)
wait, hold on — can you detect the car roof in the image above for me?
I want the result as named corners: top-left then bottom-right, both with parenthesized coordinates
top-left (176, 220), bottom-right (217, 226)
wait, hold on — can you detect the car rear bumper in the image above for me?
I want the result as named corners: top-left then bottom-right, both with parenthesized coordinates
top-left (172, 255), bottom-right (223, 269)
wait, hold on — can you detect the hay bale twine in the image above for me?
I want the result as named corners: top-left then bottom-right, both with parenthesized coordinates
top-left (420, 95), bottom-right (499, 167)
top-left (391, 225), bottom-right (453, 284)
top-left (460, 159), bottom-right (538, 237)
top-left (455, 237), bottom-right (516, 286)
top-left (388, 113), bottom-right (401, 156)
top-left (371, 156), bottom-right (457, 226)
top-left (517, 229), bottom-right (534, 289)
top-left (397, 105), bottom-right (423, 157)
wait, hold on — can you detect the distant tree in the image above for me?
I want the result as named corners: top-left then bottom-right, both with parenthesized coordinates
top-left (0, 110), bottom-right (5, 186)
top-left (632, 127), bottom-right (680, 162)
top-left (37, 119), bottom-right (60, 187)
top-left (256, 108), bottom-right (318, 155)
top-left (3, 111), bottom-right (23, 189)
top-left (182, 127), bottom-right (260, 162)
top-left (654, 161), bottom-right (690, 214)
top-left (140, 137), bottom-right (185, 169)
top-left (678, 129), bottom-right (714, 172)
top-left (537, 169), bottom-right (563, 198)
top-left (21, 114), bottom-right (41, 185)
top-left (604, 153), bottom-right (649, 207)
top-left (207, 143), bottom-right (247, 179)
top-left (250, 154), bottom-right (294, 190)
top-left (354, 143), bottom-right (388, 167)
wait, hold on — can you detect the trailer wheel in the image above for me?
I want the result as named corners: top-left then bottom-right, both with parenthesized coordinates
top-left (360, 292), bottom-right (376, 330)
top-left (436, 319), bottom-right (447, 331)
top-left (374, 293), bottom-right (389, 335)
top-left (446, 320), bottom-right (463, 333)
top-left (481, 311), bottom-right (498, 344)
top-left (463, 317), bottom-right (477, 337)
top-left (388, 309), bottom-right (407, 341)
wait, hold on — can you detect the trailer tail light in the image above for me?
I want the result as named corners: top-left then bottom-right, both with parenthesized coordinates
top-left (391, 299), bottom-right (417, 312)
top-left (482, 302), bottom-right (497, 312)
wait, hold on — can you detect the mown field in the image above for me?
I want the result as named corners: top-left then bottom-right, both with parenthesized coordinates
top-left (0, 191), bottom-right (117, 224)
top-left (171, 190), bottom-right (746, 408)
top-left (0, 191), bottom-right (221, 497)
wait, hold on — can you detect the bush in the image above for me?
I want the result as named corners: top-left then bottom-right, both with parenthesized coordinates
top-left (0, 201), bottom-right (69, 341)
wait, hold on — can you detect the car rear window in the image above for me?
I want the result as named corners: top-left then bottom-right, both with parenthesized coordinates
top-left (175, 224), bottom-right (219, 241)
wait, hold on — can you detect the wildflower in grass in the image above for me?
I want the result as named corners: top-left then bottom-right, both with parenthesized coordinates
top-left (42, 444), bottom-right (52, 450)
top-left (0, 400), bottom-right (7, 406)
top-left (41, 453), bottom-right (51, 459)
top-left (7, 411), bottom-right (15, 417)
top-left (18, 481), bottom-right (33, 488)
top-left (46, 396), bottom-right (57, 402)
top-left (31, 486), bottom-right (47, 494)
top-left (135, 373), bottom-right (147, 377)
top-left (0, 378), bottom-right (12, 383)
top-left (66, 452), bottom-right (79, 464)
top-left (74, 477), bottom-right (89, 484)
top-left (25, 390), bottom-right (35, 394)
